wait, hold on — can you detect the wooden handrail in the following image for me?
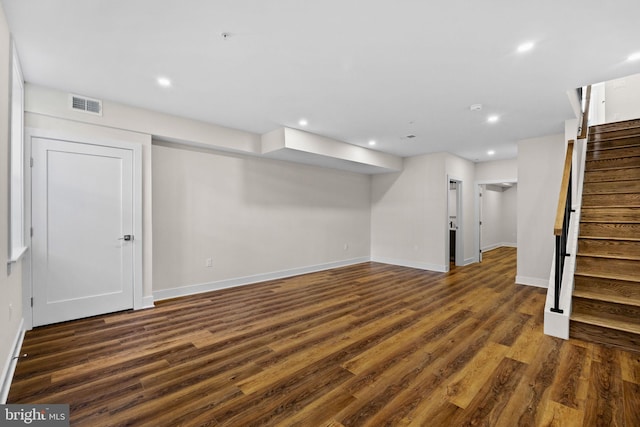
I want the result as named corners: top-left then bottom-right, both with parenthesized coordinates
top-left (578, 85), bottom-right (592, 139)
top-left (554, 140), bottom-right (574, 235)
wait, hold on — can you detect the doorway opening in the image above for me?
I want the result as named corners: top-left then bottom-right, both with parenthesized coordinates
top-left (475, 180), bottom-right (517, 262)
top-left (448, 178), bottom-right (463, 270)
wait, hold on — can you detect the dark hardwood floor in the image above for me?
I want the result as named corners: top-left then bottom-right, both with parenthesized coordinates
top-left (8, 247), bottom-right (640, 426)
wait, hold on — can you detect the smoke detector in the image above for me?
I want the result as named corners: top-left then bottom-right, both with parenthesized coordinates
top-left (470, 104), bottom-right (482, 112)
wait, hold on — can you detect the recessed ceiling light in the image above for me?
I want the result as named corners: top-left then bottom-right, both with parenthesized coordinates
top-left (368, 140), bottom-right (376, 146)
top-left (517, 42), bottom-right (535, 53)
top-left (488, 150), bottom-right (496, 156)
top-left (157, 77), bottom-right (172, 87)
top-left (298, 119), bottom-right (308, 126)
top-left (157, 77), bottom-right (172, 88)
top-left (487, 115), bottom-right (500, 123)
top-left (627, 52), bottom-right (640, 62)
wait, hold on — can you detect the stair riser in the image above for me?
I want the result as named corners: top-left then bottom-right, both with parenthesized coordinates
top-left (580, 208), bottom-right (640, 223)
top-left (590, 119), bottom-right (640, 134)
top-left (574, 275), bottom-right (640, 303)
top-left (578, 239), bottom-right (640, 259)
top-left (586, 145), bottom-right (640, 161)
top-left (576, 256), bottom-right (639, 282)
top-left (583, 180), bottom-right (640, 195)
top-left (580, 222), bottom-right (640, 239)
top-left (584, 167), bottom-right (640, 183)
top-left (573, 297), bottom-right (640, 321)
top-left (588, 136), bottom-right (640, 151)
top-left (589, 128), bottom-right (640, 141)
top-left (586, 156), bottom-right (640, 171)
top-left (570, 322), bottom-right (640, 353)
top-left (582, 193), bottom-right (640, 207)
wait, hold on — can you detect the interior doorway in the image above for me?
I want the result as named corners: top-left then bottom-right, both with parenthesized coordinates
top-left (29, 135), bottom-right (143, 326)
top-left (475, 180), bottom-right (517, 263)
top-left (448, 178), bottom-right (463, 269)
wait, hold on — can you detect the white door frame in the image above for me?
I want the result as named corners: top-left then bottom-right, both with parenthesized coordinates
top-left (23, 128), bottom-right (143, 330)
top-left (446, 176), bottom-right (464, 270)
top-left (474, 178), bottom-right (517, 263)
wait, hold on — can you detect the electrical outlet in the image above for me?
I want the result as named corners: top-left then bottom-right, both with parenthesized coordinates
top-left (206, 258), bottom-right (213, 268)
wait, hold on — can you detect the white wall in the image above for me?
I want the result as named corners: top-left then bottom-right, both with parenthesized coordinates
top-left (481, 185), bottom-right (502, 250)
top-left (0, 3), bottom-right (25, 401)
top-left (445, 154), bottom-right (476, 264)
top-left (371, 153), bottom-right (448, 271)
top-left (370, 152), bottom-right (476, 271)
top-left (605, 72), bottom-right (640, 123)
top-left (516, 133), bottom-right (565, 287)
top-left (475, 158), bottom-right (517, 183)
top-left (502, 185), bottom-right (517, 245)
top-left (152, 141), bottom-right (371, 297)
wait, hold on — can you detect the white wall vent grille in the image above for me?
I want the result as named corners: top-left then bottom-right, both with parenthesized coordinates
top-left (70, 94), bottom-right (102, 116)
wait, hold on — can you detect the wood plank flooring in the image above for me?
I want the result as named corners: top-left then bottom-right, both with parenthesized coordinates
top-left (8, 247), bottom-right (640, 426)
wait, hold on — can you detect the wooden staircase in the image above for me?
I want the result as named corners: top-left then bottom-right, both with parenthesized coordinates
top-left (570, 118), bottom-right (640, 352)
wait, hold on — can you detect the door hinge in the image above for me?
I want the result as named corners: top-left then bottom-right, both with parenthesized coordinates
top-left (30, 158), bottom-right (34, 167)
top-left (30, 227), bottom-right (33, 237)
top-left (30, 297), bottom-right (33, 307)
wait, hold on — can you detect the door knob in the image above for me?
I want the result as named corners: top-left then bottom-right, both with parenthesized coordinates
top-left (119, 235), bottom-right (133, 241)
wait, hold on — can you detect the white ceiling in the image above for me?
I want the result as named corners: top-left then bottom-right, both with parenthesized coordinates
top-left (3, 0), bottom-right (640, 162)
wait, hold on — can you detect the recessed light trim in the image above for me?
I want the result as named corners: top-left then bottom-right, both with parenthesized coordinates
top-left (368, 140), bottom-right (376, 146)
top-left (517, 42), bottom-right (535, 53)
top-left (627, 52), bottom-right (640, 62)
top-left (487, 115), bottom-right (500, 123)
top-left (157, 77), bottom-right (172, 88)
top-left (298, 119), bottom-right (308, 126)
top-left (487, 150), bottom-right (496, 156)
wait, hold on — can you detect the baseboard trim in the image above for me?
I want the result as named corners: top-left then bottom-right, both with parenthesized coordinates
top-left (482, 242), bottom-right (517, 252)
top-left (154, 257), bottom-right (371, 301)
top-left (515, 275), bottom-right (549, 288)
top-left (142, 295), bottom-right (155, 309)
top-left (1, 318), bottom-right (25, 404)
top-left (463, 257), bottom-right (476, 266)
top-left (371, 256), bottom-right (447, 273)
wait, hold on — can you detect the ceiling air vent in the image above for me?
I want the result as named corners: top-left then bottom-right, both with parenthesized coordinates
top-left (70, 94), bottom-right (102, 116)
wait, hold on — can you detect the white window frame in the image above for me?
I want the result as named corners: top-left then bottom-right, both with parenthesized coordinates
top-left (8, 40), bottom-right (26, 269)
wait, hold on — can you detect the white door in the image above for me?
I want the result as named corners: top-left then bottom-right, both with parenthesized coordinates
top-left (32, 137), bottom-right (135, 326)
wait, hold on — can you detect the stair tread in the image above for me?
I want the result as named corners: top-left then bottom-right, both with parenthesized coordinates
top-left (571, 312), bottom-right (640, 335)
top-left (579, 235), bottom-right (640, 242)
top-left (576, 251), bottom-right (640, 261)
top-left (573, 288), bottom-right (640, 307)
top-left (573, 270), bottom-right (640, 283)
top-left (587, 138), bottom-right (640, 149)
